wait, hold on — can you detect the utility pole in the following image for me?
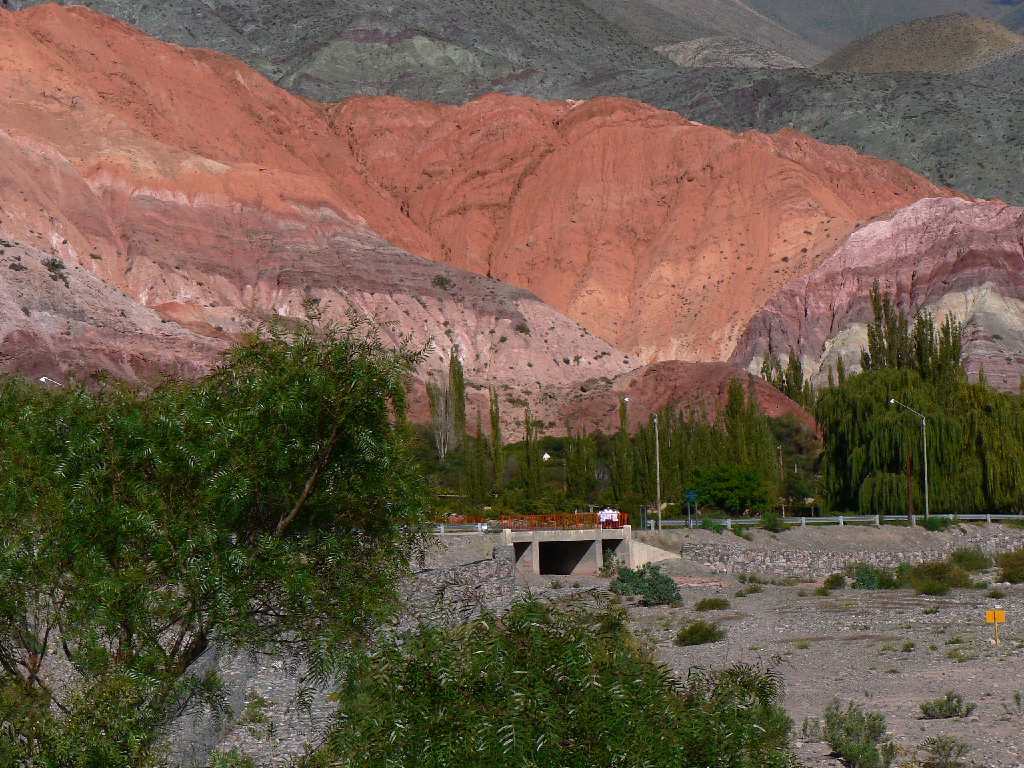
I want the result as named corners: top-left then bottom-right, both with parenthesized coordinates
top-left (654, 412), bottom-right (662, 531)
top-left (890, 398), bottom-right (930, 518)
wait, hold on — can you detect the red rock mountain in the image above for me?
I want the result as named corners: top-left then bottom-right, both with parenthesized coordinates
top-left (0, 4), bottom-right (961, 427)
top-left (334, 96), bottom-right (953, 362)
top-left (0, 4), bottom-right (633, 409)
top-left (732, 198), bottom-right (1024, 391)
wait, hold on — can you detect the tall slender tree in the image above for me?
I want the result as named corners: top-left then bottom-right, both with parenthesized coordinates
top-left (489, 387), bottom-right (504, 490)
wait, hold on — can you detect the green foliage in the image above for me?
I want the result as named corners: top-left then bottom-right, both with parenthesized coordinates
top-left (599, 549), bottom-right (621, 578)
top-left (921, 516), bottom-right (954, 532)
top-left (843, 565), bottom-right (909, 593)
top-left (695, 465), bottom-right (772, 515)
top-left (209, 751), bottom-right (257, 768)
top-left (909, 561), bottom-right (971, 596)
top-left (700, 518), bottom-right (726, 534)
top-left (0, 322), bottom-right (427, 762)
top-left (823, 701), bottom-right (897, 768)
top-left (824, 573), bottom-right (847, 590)
top-left (695, 597), bottom-right (730, 612)
top-left (919, 691), bottom-right (976, 719)
top-left (761, 510), bottom-right (787, 532)
top-left (762, 349), bottom-right (814, 408)
top-left (918, 735), bottom-right (972, 768)
top-left (817, 288), bottom-right (1024, 516)
top-left (488, 387), bottom-right (504, 490)
top-left (948, 548), bottom-right (992, 573)
top-left (998, 549), bottom-right (1024, 583)
top-left (430, 274), bottom-right (453, 291)
top-left (308, 600), bottom-right (795, 768)
top-left (610, 564), bottom-right (681, 606)
top-left (675, 620), bottom-right (726, 646)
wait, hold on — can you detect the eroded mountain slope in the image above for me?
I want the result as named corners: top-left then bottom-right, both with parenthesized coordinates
top-left (732, 198), bottom-right (1024, 391)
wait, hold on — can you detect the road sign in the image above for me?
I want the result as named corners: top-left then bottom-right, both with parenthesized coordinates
top-left (686, 490), bottom-right (698, 503)
top-left (987, 607), bottom-right (1007, 646)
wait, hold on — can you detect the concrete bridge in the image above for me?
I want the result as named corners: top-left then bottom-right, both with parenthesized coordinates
top-left (499, 520), bottom-right (676, 576)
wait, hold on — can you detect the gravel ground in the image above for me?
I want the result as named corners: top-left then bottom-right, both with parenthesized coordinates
top-left (529, 553), bottom-right (1024, 767)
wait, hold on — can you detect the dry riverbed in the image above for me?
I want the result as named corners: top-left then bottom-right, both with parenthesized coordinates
top-left (534, 557), bottom-right (1024, 767)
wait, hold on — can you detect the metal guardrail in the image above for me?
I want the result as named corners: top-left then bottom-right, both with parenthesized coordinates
top-left (656, 513), bottom-right (1024, 530)
top-left (434, 513), bottom-right (1024, 535)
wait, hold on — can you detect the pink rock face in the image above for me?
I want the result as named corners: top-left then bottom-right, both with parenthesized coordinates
top-left (0, 5), bottom-right (632, 412)
top-left (732, 198), bottom-right (1024, 391)
top-left (559, 361), bottom-right (815, 435)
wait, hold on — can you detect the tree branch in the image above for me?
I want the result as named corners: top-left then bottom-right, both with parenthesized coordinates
top-left (275, 423), bottom-right (341, 537)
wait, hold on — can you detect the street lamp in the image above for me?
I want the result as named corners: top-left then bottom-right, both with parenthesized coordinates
top-left (889, 398), bottom-right (929, 519)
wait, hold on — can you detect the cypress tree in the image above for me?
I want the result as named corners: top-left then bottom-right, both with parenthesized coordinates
top-left (489, 387), bottom-right (504, 490)
top-left (448, 346), bottom-right (466, 440)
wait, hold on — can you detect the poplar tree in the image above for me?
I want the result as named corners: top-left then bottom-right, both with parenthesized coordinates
top-left (488, 387), bottom-right (505, 493)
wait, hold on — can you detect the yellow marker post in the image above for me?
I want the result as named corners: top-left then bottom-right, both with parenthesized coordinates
top-left (986, 607), bottom-right (1007, 646)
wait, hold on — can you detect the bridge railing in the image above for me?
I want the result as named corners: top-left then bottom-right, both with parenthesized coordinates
top-left (432, 512), bottom-right (629, 534)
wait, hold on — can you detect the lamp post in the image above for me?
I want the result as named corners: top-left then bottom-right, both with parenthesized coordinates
top-left (890, 398), bottom-right (929, 519)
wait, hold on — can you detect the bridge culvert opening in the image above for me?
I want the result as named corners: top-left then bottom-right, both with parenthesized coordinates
top-left (539, 540), bottom-right (594, 575)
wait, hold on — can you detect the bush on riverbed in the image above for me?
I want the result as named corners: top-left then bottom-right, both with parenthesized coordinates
top-left (611, 564), bottom-right (681, 606)
top-left (305, 600), bottom-right (796, 768)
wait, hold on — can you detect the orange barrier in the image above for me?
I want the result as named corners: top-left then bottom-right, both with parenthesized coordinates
top-left (499, 512), bottom-right (629, 531)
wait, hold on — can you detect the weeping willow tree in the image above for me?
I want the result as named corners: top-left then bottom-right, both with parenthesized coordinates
top-left (817, 285), bottom-right (1024, 515)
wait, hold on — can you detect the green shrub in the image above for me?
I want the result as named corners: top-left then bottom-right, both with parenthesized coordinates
top-left (761, 511), bottom-right (786, 533)
top-left (921, 516), bottom-right (954, 532)
top-left (988, 588), bottom-right (1006, 599)
top-left (599, 550), bottom-right (621, 578)
top-left (848, 563), bottom-right (907, 590)
top-left (918, 735), bottom-right (972, 768)
top-left (823, 701), bottom-right (897, 768)
top-left (308, 600), bottom-right (795, 768)
top-left (814, 586), bottom-right (831, 597)
top-left (610, 564), bottom-right (681, 606)
top-left (909, 561), bottom-right (971, 596)
top-left (430, 274), bottom-right (453, 291)
top-left (998, 548), bottom-right (1024, 583)
top-left (948, 547), bottom-right (992, 572)
top-left (824, 573), bottom-right (846, 590)
top-left (735, 584), bottom-right (763, 598)
top-left (919, 691), bottom-right (976, 720)
top-left (695, 597), bottom-right (730, 612)
top-left (700, 518), bottom-right (725, 534)
top-left (676, 620), bottom-right (726, 646)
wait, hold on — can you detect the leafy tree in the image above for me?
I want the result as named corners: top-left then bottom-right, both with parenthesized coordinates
top-left (694, 465), bottom-right (773, 514)
top-left (0, 322), bottom-right (428, 763)
top-left (305, 600), bottom-right (796, 768)
top-left (427, 346), bottom-right (467, 464)
top-left (488, 387), bottom-right (504, 490)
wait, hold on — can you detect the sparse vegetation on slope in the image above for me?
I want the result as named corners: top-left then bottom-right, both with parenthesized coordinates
top-left (820, 13), bottom-right (1024, 74)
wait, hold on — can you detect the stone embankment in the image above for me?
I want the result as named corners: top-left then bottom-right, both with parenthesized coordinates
top-left (169, 535), bottom-right (520, 767)
top-left (644, 524), bottom-right (1024, 579)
